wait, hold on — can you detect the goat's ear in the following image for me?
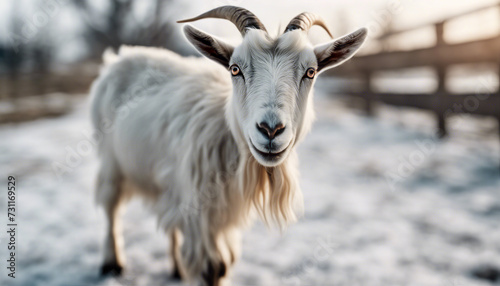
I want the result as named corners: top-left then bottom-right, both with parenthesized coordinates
top-left (314, 28), bottom-right (367, 72)
top-left (183, 25), bottom-right (234, 68)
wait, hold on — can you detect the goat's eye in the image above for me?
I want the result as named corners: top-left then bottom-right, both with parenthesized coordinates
top-left (305, 67), bottom-right (316, 79)
top-left (230, 64), bottom-right (241, 76)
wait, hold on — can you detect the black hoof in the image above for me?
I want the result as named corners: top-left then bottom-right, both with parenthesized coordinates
top-left (171, 267), bottom-right (182, 280)
top-left (100, 261), bottom-right (123, 276)
top-left (202, 262), bottom-right (226, 286)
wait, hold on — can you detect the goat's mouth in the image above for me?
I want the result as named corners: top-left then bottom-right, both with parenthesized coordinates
top-left (249, 140), bottom-right (289, 164)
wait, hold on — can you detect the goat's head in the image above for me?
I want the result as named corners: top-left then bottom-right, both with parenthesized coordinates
top-left (179, 6), bottom-right (367, 167)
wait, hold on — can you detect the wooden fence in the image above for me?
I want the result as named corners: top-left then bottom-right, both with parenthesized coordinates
top-left (327, 3), bottom-right (500, 170)
top-left (0, 62), bottom-right (99, 123)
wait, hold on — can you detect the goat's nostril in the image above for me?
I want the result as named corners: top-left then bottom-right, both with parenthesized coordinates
top-left (274, 124), bottom-right (285, 137)
top-left (257, 122), bottom-right (271, 139)
top-left (257, 122), bottom-right (285, 140)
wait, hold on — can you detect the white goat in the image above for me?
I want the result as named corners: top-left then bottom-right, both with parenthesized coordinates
top-left (90, 6), bottom-right (366, 286)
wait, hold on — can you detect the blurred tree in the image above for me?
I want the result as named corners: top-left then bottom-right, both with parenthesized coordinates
top-left (73, 0), bottom-right (179, 58)
top-left (5, 4), bottom-right (25, 100)
top-left (2, 1), bottom-right (54, 100)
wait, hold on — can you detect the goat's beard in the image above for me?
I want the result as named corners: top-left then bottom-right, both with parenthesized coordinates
top-left (237, 149), bottom-right (304, 229)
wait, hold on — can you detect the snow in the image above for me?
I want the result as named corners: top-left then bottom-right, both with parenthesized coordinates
top-left (0, 84), bottom-right (499, 286)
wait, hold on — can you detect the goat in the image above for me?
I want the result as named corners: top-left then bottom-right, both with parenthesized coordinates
top-left (90, 6), bottom-right (367, 286)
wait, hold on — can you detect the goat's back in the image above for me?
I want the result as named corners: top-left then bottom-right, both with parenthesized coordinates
top-left (89, 46), bottom-right (235, 198)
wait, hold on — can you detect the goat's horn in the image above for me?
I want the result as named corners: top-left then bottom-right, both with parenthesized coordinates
top-left (284, 12), bottom-right (333, 38)
top-left (177, 6), bottom-right (267, 36)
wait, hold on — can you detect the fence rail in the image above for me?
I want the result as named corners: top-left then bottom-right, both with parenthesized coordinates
top-left (327, 4), bottom-right (500, 170)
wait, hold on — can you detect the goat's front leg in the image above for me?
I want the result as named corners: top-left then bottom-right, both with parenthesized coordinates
top-left (200, 228), bottom-right (242, 285)
top-left (180, 222), bottom-right (228, 286)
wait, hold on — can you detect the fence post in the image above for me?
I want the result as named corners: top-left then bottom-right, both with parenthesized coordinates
top-left (496, 4), bottom-right (500, 173)
top-left (363, 72), bottom-right (373, 115)
top-left (498, 111), bottom-right (500, 173)
top-left (435, 22), bottom-right (447, 137)
top-left (498, 63), bottom-right (500, 172)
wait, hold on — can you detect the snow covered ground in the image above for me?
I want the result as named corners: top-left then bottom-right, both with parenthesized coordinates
top-left (0, 85), bottom-right (499, 286)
